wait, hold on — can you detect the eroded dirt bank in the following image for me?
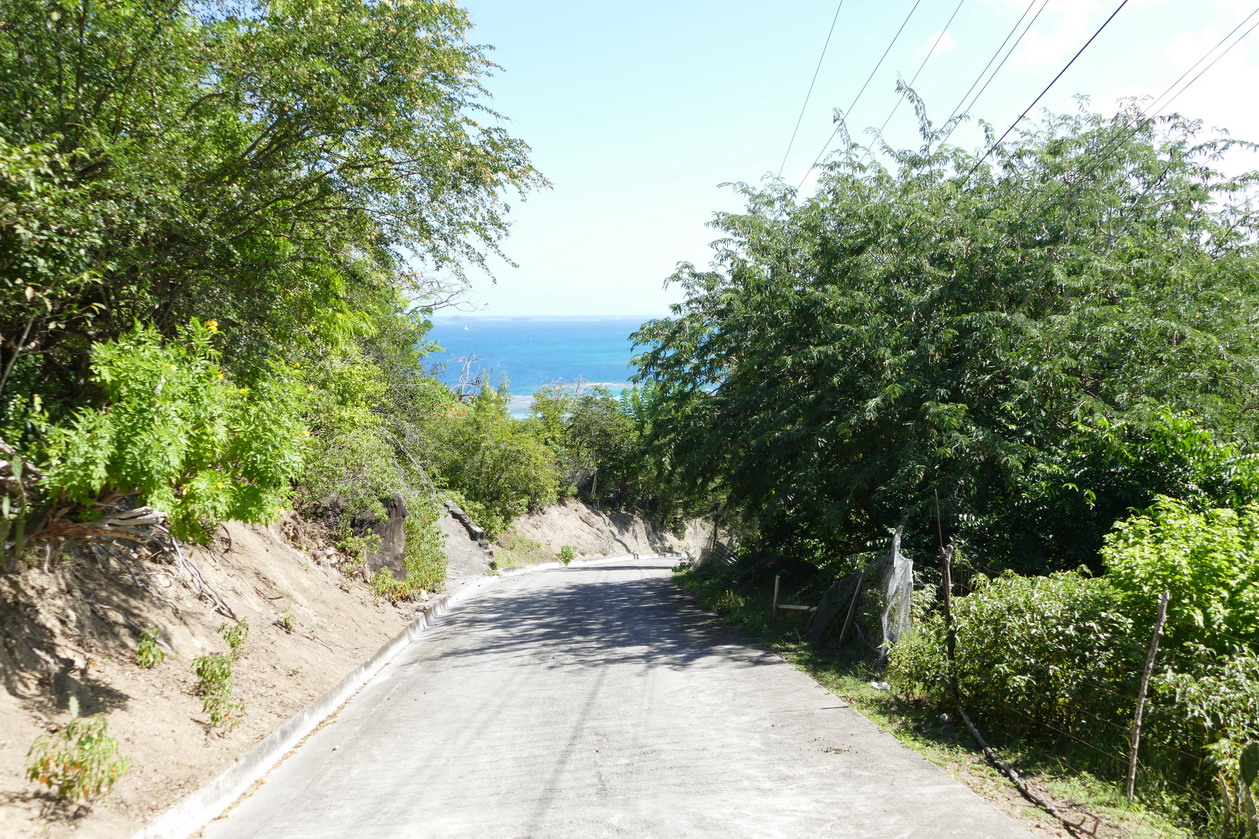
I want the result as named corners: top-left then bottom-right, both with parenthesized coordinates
top-left (0, 517), bottom-right (419, 838)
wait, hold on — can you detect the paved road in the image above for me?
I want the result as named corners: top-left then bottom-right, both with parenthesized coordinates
top-left (201, 559), bottom-right (1033, 838)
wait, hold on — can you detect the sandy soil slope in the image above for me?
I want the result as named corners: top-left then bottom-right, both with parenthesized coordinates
top-left (496, 497), bottom-right (706, 563)
top-left (0, 517), bottom-right (415, 839)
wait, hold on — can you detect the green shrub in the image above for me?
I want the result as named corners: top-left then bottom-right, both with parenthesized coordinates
top-left (40, 321), bottom-right (304, 542)
top-left (1146, 649), bottom-right (1259, 783)
top-left (294, 344), bottom-right (410, 524)
top-left (218, 618), bottom-right (249, 658)
top-left (1103, 498), bottom-right (1259, 654)
top-left (1214, 742), bottom-right (1259, 839)
top-left (371, 567), bottom-right (405, 601)
top-left (191, 652), bottom-right (243, 729)
top-left (370, 495), bottom-right (447, 604)
top-left (401, 496), bottom-right (447, 592)
top-left (558, 545), bottom-right (575, 565)
top-left (191, 653), bottom-right (233, 696)
top-left (201, 690), bottom-right (244, 731)
top-left (890, 560), bottom-right (1259, 811)
top-left (292, 338), bottom-right (454, 599)
top-left (891, 571), bottom-right (1140, 738)
top-left (335, 532), bottom-right (380, 569)
top-left (134, 628), bottom-right (164, 669)
top-left (443, 491), bottom-right (508, 541)
top-left (26, 697), bottom-right (128, 805)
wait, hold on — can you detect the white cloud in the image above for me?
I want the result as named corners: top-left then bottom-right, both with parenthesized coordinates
top-left (1095, 8), bottom-right (1259, 174)
top-left (926, 29), bottom-right (957, 58)
top-left (1008, 3), bottom-right (1104, 71)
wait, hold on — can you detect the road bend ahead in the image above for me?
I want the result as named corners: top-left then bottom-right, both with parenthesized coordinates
top-left (201, 559), bottom-right (1033, 838)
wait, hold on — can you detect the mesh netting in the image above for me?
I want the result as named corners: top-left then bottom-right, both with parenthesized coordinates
top-left (878, 528), bottom-right (914, 660)
top-left (805, 528), bottom-right (914, 661)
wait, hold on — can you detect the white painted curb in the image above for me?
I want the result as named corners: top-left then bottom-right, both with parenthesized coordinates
top-left (132, 553), bottom-right (681, 839)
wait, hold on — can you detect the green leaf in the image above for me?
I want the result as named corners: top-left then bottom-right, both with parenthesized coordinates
top-left (1242, 741), bottom-right (1259, 788)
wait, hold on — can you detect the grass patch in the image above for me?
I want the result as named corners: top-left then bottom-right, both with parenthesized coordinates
top-left (673, 568), bottom-right (1190, 838)
top-left (492, 532), bottom-right (552, 569)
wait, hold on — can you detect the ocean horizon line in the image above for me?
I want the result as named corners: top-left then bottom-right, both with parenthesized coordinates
top-left (427, 317), bottom-right (650, 413)
top-left (432, 313), bottom-right (665, 323)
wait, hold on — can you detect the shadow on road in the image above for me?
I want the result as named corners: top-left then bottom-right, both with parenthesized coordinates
top-left (404, 565), bottom-right (776, 674)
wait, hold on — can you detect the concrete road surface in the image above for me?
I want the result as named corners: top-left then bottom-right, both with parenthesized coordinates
top-left (200, 559), bottom-right (1033, 838)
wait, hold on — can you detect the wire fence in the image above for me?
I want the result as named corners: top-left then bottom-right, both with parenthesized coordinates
top-left (935, 546), bottom-right (1257, 837)
top-left (706, 529), bottom-right (1254, 837)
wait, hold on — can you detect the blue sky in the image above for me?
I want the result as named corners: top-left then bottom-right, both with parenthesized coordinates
top-left (447, 0), bottom-right (1259, 318)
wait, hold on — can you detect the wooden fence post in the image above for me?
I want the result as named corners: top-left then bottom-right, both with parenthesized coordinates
top-left (836, 575), bottom-right (864, 647)
top-left (940, 545), bottom-right (959, 704)
top-left (1127, 590), bottom-right (1171, 802)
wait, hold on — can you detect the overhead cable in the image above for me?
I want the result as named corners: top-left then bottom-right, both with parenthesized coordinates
top-left (938, 0), bottom-right (1051, 147)
top-left (964, 0), bottom-right (1132, 178)
top-left (777, 1), bottom-right (847, 178)
top-left (1149, 7), bottom-right (1259, 116)
top-left (872, 0), bottom-right (969, 144)
top-left (1019, 5), bottom-right (1259, 220)
top-left (796, 0), bottom-right (927, 190)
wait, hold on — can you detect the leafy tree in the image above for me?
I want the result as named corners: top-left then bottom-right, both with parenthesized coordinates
top-left (0, 0), bottom-right (545, 576)
top-left (527, 385), bottom-right (635, 503)
top-left (39, 320), bottom-right (304, 542)
top-left (525, 382), bottom-right (712, 528)
top-left (437, 385), bottom-right (557, 535)
top-left (634, 101), bottom-right (1259, 568)
top-left (968, 410), bottom-right (1259, 570)
top-left (565, 388), bottom-right (636, 502)
top-left (0, 0), bottom-right (545, 425)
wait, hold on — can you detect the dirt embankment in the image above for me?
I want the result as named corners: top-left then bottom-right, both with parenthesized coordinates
top-left (0, 499), bottom-right (685, 838)
top-left (0, 516), bottom-right (421, 839)
top-left (493, 497), bottom-right (708, 566)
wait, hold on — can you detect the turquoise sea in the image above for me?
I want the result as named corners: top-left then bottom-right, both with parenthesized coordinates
top-left (427, 315), bottom-right (654, 414)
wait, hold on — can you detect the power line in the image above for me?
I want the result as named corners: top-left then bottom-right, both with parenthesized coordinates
top-left (965, 0), bottom-right (1132, 178)
top-left (872, 0), bottom-right (968, 143)
top-left (796, 0), bottom-right (928, 190)
top-left (1149, 7), bottom-right (1259, 117)
top-left (938, 0), bottom-right (1051, 147)
top-left (1019, 5), bottom-right (1259, 221)
top-left (777, 1), bottom-right (847, 178)
top-left (941, 0), bottom-right (1039, 128)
